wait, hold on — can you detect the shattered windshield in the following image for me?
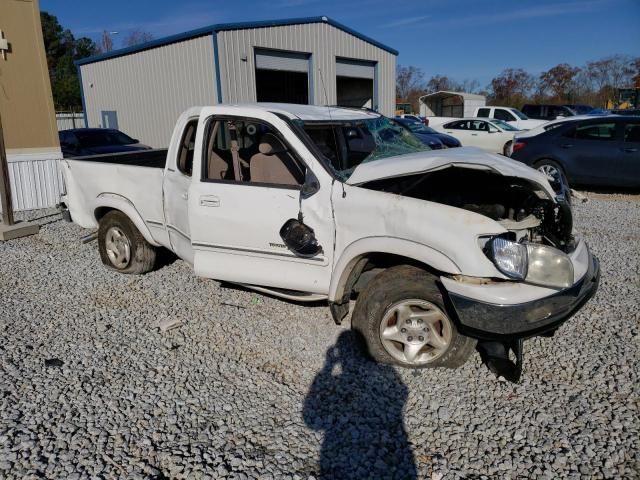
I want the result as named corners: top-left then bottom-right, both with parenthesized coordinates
top-left (296, 116), bottom-right (430, 180)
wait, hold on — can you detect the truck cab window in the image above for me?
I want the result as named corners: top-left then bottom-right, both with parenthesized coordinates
top-left (204, 118), bottom-right (305, 186)
top-left (477, 108), bottom-right (490, 118)
top-left (177, 120), bottom-right (198, 176)
top-left (494, 109), bottom-right (515, 122)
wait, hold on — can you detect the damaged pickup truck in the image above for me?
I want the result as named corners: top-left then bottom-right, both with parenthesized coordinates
top-left (60, 104), bottom-right (600, 381)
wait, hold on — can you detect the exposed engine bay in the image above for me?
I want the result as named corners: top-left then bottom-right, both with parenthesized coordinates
top-left (361, 167), bottom-right (574, 252)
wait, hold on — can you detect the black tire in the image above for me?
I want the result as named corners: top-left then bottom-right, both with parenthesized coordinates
top-left (351, 265), bottom-right (476, 369)
top-left (98, 210), bottom-right (156, 274)
top-left (503, 141), bottom-right (513, 157)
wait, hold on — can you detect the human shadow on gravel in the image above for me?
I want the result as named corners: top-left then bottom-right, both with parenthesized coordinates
top-left (303, 331), bottom-right (417, 479)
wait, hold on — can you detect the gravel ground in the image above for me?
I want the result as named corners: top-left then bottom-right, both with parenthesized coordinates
top-left (1, 194), bottom-right (638, 479)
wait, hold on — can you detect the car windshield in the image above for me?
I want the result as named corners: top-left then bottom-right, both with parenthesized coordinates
top-left (492, 119), bottom-right (520, 131)
top-left (511, 109), bottom-right (529, 120)
top-left (75, 130), bottom-right (136, 147)
top-left (297, 116), bottom-right (430, 180)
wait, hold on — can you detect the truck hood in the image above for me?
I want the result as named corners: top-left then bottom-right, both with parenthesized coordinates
top-left (346, 146), bottom-right (556, 197)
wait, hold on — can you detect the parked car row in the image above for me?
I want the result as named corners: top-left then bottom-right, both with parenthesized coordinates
top-left (394, 117), bottom-right (461, 149)
top-left (510, 115), bottom-right (640, 189)
top-left (397, 111), bottom-right (639, 189)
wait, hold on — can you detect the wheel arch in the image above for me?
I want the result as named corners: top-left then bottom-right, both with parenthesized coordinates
top-left (94, 194), bottom-right (160, 247)
top-left (329, 237), bottom-right (461, 305)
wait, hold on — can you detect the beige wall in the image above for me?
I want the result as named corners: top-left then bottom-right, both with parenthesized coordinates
top-left (0, 0), bottom-right (59, 152)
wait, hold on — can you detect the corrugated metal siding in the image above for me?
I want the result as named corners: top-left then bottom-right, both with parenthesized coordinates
top-left (1, 157), bottom-right (64, 212)
top-left (216, 22), bottom-right (396, 115)
top-left (80, 35), bottom-right (216, 147)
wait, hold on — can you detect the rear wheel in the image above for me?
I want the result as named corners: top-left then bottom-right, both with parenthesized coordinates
top-left (98, 211), bottom-right (156, 274)
top-left (351, 265), bottom-right (476, 369)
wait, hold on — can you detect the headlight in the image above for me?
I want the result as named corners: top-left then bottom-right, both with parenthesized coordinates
top-left (487, 237), bottom-right (528, 280)
top-left (526, 243), bottom-right (573, 288)
top-left (486, 238), bottom-right (574, 288)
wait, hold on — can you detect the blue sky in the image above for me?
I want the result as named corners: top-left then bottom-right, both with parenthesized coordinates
top-left (41, 0), bottom-right (640, 86)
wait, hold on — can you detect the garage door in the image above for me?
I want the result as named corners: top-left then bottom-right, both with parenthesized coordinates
top-left (336, 58), bottom-right (375, 79)
top-left (255, 50), bottom-right (310, 72)
top-left (336, 58), bottom-right (376, 109)
top-left (255, 49), bottom-right (311, 104)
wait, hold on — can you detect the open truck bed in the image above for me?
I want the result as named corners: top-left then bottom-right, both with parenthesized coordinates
top-left (61, 149), bottom-right (169, 239)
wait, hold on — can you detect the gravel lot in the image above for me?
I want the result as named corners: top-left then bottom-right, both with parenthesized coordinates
top-left (1, 193), bottom-right (638, 479)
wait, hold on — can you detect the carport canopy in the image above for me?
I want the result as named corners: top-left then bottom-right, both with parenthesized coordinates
top-left (419, 90), bottom-right (486, 117)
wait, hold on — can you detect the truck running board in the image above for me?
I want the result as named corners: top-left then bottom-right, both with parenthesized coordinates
top-left (238, 284), bottom-right (327, 303)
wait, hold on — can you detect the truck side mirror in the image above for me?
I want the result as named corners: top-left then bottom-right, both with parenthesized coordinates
top-left (280, 218), bottom-right (322, 258)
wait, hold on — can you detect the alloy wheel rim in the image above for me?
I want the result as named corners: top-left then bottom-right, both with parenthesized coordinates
top-left (538, 164), bottom-right (561, 183)
top-left (105, 227), bottom-right (131, 269)
top-left (379, 299), bottom-right (452, 365)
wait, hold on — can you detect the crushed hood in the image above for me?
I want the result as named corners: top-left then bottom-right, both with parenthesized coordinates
top-left (346, 147), bottom-right (556, 197)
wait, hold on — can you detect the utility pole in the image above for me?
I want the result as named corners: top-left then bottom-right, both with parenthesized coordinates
top-left (0, 112), bottom-right (39, 240)
top-left (0, 113), bottom-right (14, 226)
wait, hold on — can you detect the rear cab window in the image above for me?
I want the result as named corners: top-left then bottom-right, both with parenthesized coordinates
top-left (177, 120), bottom-right (198, 176)
top-left (477, 108), bottom-right (490, 118)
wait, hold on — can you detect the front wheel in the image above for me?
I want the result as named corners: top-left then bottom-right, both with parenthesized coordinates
top-left (535, 159), bottom-right (571, 201)
top-left (351, 265), bottom-right (476, 369)
top-left (98, 210), bottom-right (156, 274)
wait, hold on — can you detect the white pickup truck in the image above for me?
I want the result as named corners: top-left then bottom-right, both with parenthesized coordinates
top-left (427, 106), bottom-right (547, 131)
top-left (60, 104), bottom-right (599, 381)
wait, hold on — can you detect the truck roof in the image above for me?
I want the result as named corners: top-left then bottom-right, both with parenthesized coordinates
top-left (229, 103), bottom-right (380, 121)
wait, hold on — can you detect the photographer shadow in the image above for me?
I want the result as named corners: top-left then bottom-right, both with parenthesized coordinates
top-left (303, 330), bottom-right (417, 479)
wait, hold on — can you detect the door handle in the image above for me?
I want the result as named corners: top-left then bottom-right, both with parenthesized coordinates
top-left (560, 144), bottom-right (574, 149)
top-left (199, 195), bottom-right (220, 207)
top-left (471, 133), bottom-right (478, 136)
top-left (623, 147), bottom-right (638, 153)
top-left (181, 192), bottom-right (189, 200)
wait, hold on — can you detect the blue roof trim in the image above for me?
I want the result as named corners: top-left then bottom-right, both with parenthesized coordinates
top-left (75, 16), bottom-right (398, 66)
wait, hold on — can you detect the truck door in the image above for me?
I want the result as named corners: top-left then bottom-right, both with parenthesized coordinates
top-left (188, 114), bottom-right (334, 294)
top-left (163, 117), bottom-right (198, 264)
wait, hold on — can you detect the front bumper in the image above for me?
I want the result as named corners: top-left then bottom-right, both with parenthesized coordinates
top-left (445, 249), bottom-right (600, 339)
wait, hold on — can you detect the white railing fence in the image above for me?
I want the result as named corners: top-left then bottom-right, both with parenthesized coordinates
top-left (56, 112), bottom-right (86, 130)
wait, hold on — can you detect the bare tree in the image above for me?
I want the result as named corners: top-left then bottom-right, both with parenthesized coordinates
top-left (100, 30), bottom-right (114, 52)
top-left (396, 65), bottom-right (426, 112)
top-left (425, 75), bottom-right (457, 93)
top-left (488, 68), bottom-right (535, 106)
top-left (458, 78), bottom-right (481, 94)
top-left (123, 30), bottom-right (154, 47)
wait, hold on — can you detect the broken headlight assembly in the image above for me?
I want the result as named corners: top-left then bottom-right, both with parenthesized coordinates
top-left (485, 237), bottom-right (574, 289)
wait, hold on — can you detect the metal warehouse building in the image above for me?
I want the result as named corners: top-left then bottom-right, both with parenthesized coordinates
top-left (77, 16), bottom-right (398, 147)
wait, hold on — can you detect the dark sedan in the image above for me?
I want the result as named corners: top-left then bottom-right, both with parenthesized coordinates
top-left (511, 116), bottom-right (640, 188)
top-left (59, 128), bottom-right (151, 158)
top-left (394, 117), bottom-right (461, 148)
